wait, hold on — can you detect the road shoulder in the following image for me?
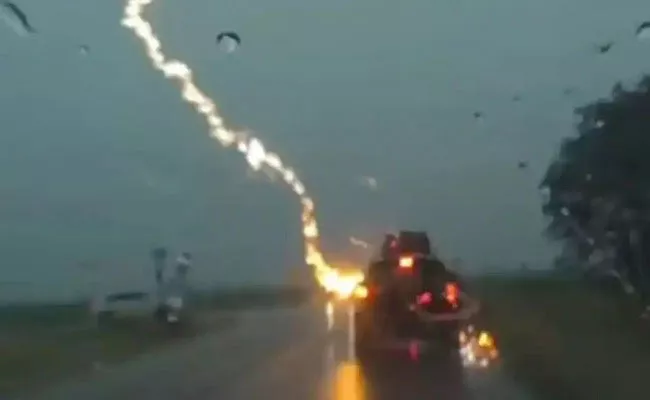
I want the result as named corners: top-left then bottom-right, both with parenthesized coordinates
top-left (473, 276), bottom-right (650, 400)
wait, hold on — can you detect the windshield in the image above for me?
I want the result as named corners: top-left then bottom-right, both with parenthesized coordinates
top-left (1, 0), bottom-right (649, 399)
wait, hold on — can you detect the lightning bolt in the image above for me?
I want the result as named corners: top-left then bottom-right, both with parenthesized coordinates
top-left (121, 0), bottom-right (361, 293)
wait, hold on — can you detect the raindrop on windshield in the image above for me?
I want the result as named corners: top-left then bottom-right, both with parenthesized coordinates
top-left (0, 2), bottom-right (35, 37)
top-left (636, 21), bottom-right (650, 40)
top-left (216, 31), bottom-right (241, 54)
top-left (596, 42), bottom-right (613, 54)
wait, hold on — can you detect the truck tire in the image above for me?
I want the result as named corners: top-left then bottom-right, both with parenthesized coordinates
top-left (430, 326), bottom-right (461, 363)
top-left (439, 325), bottom-right (461, 352)
top-left (420, 324), bottom-right (460, 356)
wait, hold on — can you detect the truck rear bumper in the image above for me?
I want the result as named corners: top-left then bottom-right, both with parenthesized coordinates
top-left (356, 308), bottom-right (460, 345)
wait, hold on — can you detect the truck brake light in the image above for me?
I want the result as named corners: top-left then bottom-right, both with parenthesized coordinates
top-left (445, 282), bottom-right (459, 307)
top-left (416, 291), bottom-right (433, 305)
top-left (399, 256), bottom-right (414, 269)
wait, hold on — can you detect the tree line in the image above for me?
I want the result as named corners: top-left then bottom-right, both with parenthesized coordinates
top-left (541, 75), bottom-right (650, 303)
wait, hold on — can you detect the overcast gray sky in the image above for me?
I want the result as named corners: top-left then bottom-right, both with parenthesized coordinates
top-left (1, 0), bottom-right (649, 301)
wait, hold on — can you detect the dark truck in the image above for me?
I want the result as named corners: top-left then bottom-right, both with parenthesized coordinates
top-left (354, 231), bottom-right (477, 355)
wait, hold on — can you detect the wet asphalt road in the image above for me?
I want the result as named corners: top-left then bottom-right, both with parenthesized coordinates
top-left (21, 302), bottom-right (533, 400)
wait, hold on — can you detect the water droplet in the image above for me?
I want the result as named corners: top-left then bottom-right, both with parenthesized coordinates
top-left (636, 21), bottom-right (650, 40)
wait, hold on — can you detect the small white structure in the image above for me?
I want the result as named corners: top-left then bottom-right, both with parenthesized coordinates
top-left (90, 290), bottom-right (185, 324)
top-left (89, 250), bottom-right (191, 325)
top-left (90, 291), bottom-right (156, 321)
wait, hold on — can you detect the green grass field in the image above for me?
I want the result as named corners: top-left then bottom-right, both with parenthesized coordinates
top-left (0, 286), bottom-right (311, 396)
top-left (0, 306), bottom-right (238, 396)
top-left (1, 319), bottom-right (203, 394)
top-left (472, 275), bottom-right (650, 400)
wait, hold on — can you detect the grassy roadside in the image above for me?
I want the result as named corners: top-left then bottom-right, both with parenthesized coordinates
top-left (0, 286), bottom-right (311, 397)
top-left (471, 275), bottom-right (650, 400)
top-left (0, 310), bottom-right (237, 396)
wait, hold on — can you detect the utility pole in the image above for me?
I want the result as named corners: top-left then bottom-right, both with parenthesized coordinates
top-left (151, 247), bottom-right (168, 304)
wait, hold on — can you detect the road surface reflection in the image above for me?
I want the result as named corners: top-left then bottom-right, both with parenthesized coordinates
top-left (323, 300), bottom-right (500, 400)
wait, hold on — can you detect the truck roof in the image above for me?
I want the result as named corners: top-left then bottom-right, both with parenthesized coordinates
top-left (381, 231), bottom-right (432, 258)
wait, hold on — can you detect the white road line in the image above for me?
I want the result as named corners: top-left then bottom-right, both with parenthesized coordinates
top-left (347, 303), bottom-right (355, 361)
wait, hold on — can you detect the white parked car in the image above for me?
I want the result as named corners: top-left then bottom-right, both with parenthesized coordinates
top-left (90, 291), bottom-right (185, 325)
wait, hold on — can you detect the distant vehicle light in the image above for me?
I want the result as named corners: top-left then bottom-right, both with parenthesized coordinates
top-left (399, 256), bottom-right (414, 268)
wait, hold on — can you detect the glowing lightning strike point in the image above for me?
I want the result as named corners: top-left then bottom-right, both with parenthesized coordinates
top-left (121, 0), bottom-right (352, 292)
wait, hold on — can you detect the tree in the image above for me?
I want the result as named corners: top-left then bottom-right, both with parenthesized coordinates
top-left (540, 75), bottom-right (650, 298)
